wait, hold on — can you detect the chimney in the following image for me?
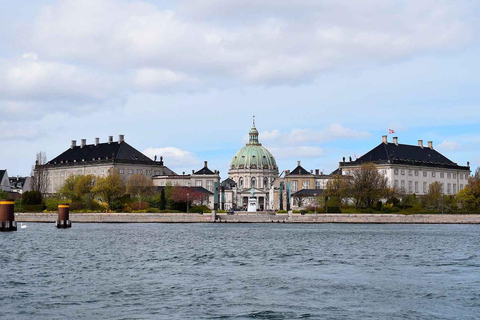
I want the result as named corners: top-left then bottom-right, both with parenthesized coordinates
top-left (310, 170), bottom-right (313, 174)
top-left (204, 161), bottom-right (208, 167)
top-left (95, 137), bottom-right (99, 146)
top-left (118, 134), bottom-right (124, 144)
top-left (418, 140), bottom-right (423, 148)
top-left (315, 169), bottom-right (319, 175)
top-left (428, 141), bottom-right (433, 149)
top-left (108, 136), bottom-right (113, 144)
top-left (382, 135), bottom-right (387, 144)
top-left (71, 140), bottom-right (77, 149)
top-left (393, 137), bottom-right (398, 146)
top-left (297, 160), bottom-right (301, 167)
top-left (81, 139), bottom-right (86, 148)
top-left (192, 170), bottom-right (195, 174)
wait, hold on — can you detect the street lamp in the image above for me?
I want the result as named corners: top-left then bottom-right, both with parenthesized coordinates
top-left (187, 193), bottom-right (190, 214)
top-left (314, 193), bottom-right (317, 213)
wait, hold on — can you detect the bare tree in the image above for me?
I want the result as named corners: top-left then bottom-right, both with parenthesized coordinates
top-left (31, 151), bottom-right (50, 195)
top-left (348, 162), bottom-right (389, 209)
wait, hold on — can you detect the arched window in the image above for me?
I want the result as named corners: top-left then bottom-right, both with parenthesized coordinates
top-left (264, 178), bottom-right (268, 188)
top-left (251, 177), bottom-right (256, 188)
top-left (239, 178), bottom-right (244, 187)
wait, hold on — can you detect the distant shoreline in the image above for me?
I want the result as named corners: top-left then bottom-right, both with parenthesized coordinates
top-left (14, 212), bottom-right (480, 224)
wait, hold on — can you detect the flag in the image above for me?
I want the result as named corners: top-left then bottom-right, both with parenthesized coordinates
top-left (354, 154), bottom-right (357, 159)
top-left (388, 129), bottom-right (395, 134)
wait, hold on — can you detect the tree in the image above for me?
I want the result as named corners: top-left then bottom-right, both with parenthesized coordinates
top-left (456, 187), bottom-right (478, 211)
top-left (423, 181), bottom-right (442, 210)
top-left (126, 174), bottom-right (154, 205)
top-left (59, 175), bottom-right (81, 200)
top-left (171, 187), bottom-right (208, 212)
top-left (325, 174), bottom-right (349, 207)
top-left (159, 189), bottom-right (166, 210)
top-left (74, 175), bottom-right (97, 209)
top-left (348, 162), bottom-right (389, 209)
top-left (31, 151), bottom-right (50, 195)
top-left (92, 169), bottom-right (125, 209)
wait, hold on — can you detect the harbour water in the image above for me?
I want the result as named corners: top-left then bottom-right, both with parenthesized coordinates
top-left (1, 223), bottom-right (479, 319)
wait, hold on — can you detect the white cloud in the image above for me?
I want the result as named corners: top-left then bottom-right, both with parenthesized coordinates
top-left (142, 147), bottom-right (201, 171)
top-left (261, 124), bottom-right (371, 145)
top-left (133, 68), bottom-right (196, 91)
top-left (437, 140), bottom-right (461, 151)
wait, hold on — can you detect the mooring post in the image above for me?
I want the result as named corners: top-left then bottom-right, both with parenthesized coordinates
top-left (0, 200), bottom-right (17, 231)
top-left (56, 204), bottom-right (72, 228)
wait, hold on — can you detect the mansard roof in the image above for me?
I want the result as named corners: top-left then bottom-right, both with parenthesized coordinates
top-left (341, 142), bottom-right (469, 170)
top-left (194, 162), bottom-right (215, 175)
top-left (287, 165), bottom-right (311, 176)
top-left (0, 170), bottom-right (6, 182)
top-left (221, 178), bottom-right (237, 189)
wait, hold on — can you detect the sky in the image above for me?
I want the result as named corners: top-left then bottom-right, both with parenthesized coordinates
top-left (1, 0), bottom-right (480, 179)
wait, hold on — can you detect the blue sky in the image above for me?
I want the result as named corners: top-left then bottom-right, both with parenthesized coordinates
top-left (1, 0), bottom-right (479, 179)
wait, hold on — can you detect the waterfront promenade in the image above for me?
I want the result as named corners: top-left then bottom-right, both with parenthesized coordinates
top-left (15, 212), bottom-right (480, 224)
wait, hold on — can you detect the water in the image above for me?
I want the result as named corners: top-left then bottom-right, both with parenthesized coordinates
top-left (1, 223), bottom-right (479, 319)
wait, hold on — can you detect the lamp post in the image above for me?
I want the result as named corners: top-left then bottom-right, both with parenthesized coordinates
top-left (187, 193), bottom-right (190, 214)
top-left (314, 193), bottom-right (317, 213)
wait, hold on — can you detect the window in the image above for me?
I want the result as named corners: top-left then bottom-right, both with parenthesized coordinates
top-left (315, 181), bottom-right (321, 189)
top-left (453, 173), bottom-right (457, 179)
top-left (453, 184), bottom-right (457, 194)
top-left (251, 177), bottom-right (256, 188)
top-left (137, 169), bottom-right (143, 174)
top-left (196, 180), bottom-right (202, 187)
top-left (432, 172), bottom-right (436, 178)
top-left (401, 169), bottom-right (405, 175)
top-left (440, 173), bottom-right (444, 178)
top-left (239, 178), bottom-right (243, 188)
top-left (441, 183), bottom-right (444, 193)
top-left (119, 168), bottom-right (124, 174)
top-left (423, 182), bottom-right (427, 193)
top-left (207, 180), bottom-right (213, 192)
top-left (128, 169), bottom-right (134, 174)
top-left (447, 183), bottom-right (451, 194)
top-left (415, 181), bottom-right (418, 193)
top-left (401, 181), bottom-right (405, 192)
top-left (394, 169), bottom-right (399, 175)
top-left (184, 180), bottom-right (189, 186)
top-left (447, 173), bottom-right (451, 179)
top-left (302, 181), bottom-right (310, 190)
top-left (146, 170), bottom-right (152, 175)
top-left (292, 180), bottom-right (298, 192)
top-left (423, 171), bottom-right (427, 177)
top-left (264, 178), bottom-right (268, 188)
top-left (394, 180), bottom-right (399, 189)
top-left (415, 170), bottom-right (419, 176)
top-left (408, 181), bottom-right (413, 193)
top-left (408, 170), bottom-right (412, 176)
top-left (460, 184), bottom-right (464, 190)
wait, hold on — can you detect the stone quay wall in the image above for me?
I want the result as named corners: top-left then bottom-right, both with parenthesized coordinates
top-left (14, 212), bottom-right (480, 224)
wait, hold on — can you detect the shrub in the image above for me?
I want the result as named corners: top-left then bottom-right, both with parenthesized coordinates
top-left (217, 210), bottom-right (227, 213)
top-left (130, 201), bottom-right (149, 210)
top-left (23, 204), bottom-right (46, 212)
top-left (189, 205), bottom-right (209, 213)
top-left (22, 191), bottom-right (43, 205)
top-left (146, 207), bottom-right (161, 213)
top-left (292, 210), bottom-right (301, 213)
top-left (69, 202), bottom-right (84, 211)
top-left (44, 197), bottom-right (61, 211)
top-left (277, 210), bottom-right (287, 213)
top-left (326, 206), bottom-right (341, 213)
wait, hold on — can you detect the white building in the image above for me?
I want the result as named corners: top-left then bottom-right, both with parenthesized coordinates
top-left (339, 136), bottom-right (470, 196)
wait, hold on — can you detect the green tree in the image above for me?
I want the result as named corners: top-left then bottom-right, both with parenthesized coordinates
top-left (74, 175), bottom-right (97, 209)
top-left (325, 174), bottom-right (348, 207)
top-left (92, 169), bottom-right (125, 209)
top-left (348, 162), bottom-right (389, 209)
top-left (423, 181), bottom-right (442, 210)
top-left (456, 187), bottom-right (479, 211)
top-left (59, 175), bottom-right (81, 200)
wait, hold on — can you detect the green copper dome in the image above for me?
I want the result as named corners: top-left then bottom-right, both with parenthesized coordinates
top-left (230, 121), bottom-right (278, 170)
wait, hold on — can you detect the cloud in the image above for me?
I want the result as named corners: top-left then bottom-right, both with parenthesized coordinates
top-left (261, 124), bottom-right (371, 145)
top-left (437, 140), bottom-right (461, 151)
top-left (142, 147), bottom-right (201, 171)
top-left (268, 146), bottom-right (324, 160)
top-left (133, 68), bottom-right (196, 91)
top-left (23, 0), bottom-right (475, 87)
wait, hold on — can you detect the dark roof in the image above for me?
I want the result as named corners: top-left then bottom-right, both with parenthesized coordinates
top-left (341, 142), bottom-right (469, 170)
top-left (287, 165), bottom-right (311, 176)
top-left (48, 141), bottom-right (151, 164)
top-left (9, 177), bottom-right (28, 189)
top-left (0, 170), bottom-right (6, 181)
top-left (292, 189), bottom-right (324, 197)
top-left (194, 166), bottom-right (215, 175)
